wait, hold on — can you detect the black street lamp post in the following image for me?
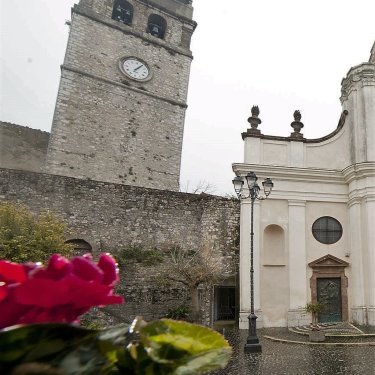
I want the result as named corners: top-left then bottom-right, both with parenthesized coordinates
top-left (233, 171), bottom-right (274, 353)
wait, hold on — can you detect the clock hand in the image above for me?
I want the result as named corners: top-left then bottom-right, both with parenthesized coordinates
top-left (134, 64), bottom-right (144, 72)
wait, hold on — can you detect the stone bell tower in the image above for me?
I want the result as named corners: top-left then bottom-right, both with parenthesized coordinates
top-left (45, 0), bottom-right (196, 190)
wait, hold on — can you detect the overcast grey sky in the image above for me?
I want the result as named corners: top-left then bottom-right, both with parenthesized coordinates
top-left (1, 0), bottom-right (374, 195)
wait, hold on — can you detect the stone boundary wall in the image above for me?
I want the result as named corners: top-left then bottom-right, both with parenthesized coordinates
top-left (0, 168), bottom-right (240, 324)
top-left (0, 122), bottom-right (49, 172)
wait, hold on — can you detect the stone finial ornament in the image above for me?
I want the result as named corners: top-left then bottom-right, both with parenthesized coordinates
top-left (293, 110), bottom-right (302, 122)
top-left (290, 110), bottom-right (304, 139)
top-left (247, 105), bottom-right (262, 134)
top-left (251, 105), bottom-right (260, 118)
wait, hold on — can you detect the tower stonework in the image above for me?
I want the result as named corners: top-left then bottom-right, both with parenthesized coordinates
top-left (45, 0), bottom-right (196, 190)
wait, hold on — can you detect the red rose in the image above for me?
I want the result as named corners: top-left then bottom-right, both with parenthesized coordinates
top-left (0, 253), bottom-right (124, 329)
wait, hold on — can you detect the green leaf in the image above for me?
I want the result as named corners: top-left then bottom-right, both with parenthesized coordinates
top-left (58, 343), bottom-right (109, 375)
top-left (139, 319), bottom-right (232, 374)
top-left (0, 320), bottom-right (232, 375)
top-left (97, 323), bottom-right (132, 346)
top-left (0, 324), bottom-right (96, 364)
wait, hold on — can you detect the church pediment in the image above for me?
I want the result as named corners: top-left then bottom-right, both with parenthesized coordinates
top-left (308, 254), bottom-right (349, 268)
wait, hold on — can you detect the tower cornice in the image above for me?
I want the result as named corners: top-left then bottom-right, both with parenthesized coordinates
top-left (61, 64), bottom-right (188, 108)
top-left (73, 5), bottom-right (194, 58)
top-left (138, 0), bottom-right (195, 21)
top-left (340, 63), bottom-right (375, 103)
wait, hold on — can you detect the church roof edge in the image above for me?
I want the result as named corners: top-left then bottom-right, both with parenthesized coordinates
top-left (241, 110), bottom-right (348, 144)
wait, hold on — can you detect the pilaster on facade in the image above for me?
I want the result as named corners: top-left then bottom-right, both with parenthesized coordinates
top-left (366, 198), bottom-right (375, 308)
top-left (288, 200), bottom-right (307, 312)
top-left (348, 198), bottom-right (365, 323)
top-left (368, 307), bottom-right (375, 326)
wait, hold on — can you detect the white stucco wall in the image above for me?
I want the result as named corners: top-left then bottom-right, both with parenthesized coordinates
top-left (235, 45), bottom-right (375, 328)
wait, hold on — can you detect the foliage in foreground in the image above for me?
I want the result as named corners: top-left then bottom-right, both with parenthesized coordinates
top-left (0, 254), bottom-right (123, 329)
top-left (0, 202), bottom-right (73, 263)
top-left (0, 253), bottom-right (232, 374)
top-left (0, 318), bottom-right (232, 375)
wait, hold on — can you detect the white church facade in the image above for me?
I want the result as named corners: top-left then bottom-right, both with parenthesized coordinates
top-left (234, 42), bottom-right (375, 328)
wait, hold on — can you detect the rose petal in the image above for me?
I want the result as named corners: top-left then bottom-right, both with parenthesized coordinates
top-left (14, 278), bottom-right (71, 308)
top-left (0, 286), bottom-right (8, 302)
top-left (0, 253), bottom-right (124, 328)
top-left (98, 253), bottom-right (119, 286)
top-left (63, 274), bottom-right (123, 308)
top-left (71, 256), bottom-right (103, 283)
top-left (0, 261), bottom-right (27, 284)
top-left (47, 254), bottom-right (72, 280)
top-left (0, 299), bottom-right (32, 329)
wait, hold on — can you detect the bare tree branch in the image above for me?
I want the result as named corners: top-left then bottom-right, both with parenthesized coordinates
top-left (180, 180), bottom-right (216, 195)
top-left (162, 244), bottom-right (229, 323)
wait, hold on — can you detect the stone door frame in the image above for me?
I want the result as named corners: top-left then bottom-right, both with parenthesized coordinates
top-left (308, 254), bottom-right (349, 322)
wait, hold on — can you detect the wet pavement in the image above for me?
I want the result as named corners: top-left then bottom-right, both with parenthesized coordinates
top-left (210, 328), bottom-right (375, 375)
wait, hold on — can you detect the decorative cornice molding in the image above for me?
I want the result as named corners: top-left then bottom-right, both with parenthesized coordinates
top-left (347, 196), bottom-right (363, 207)
top-left (365, 195), bottom-right (375, 203)
top-left (342, 162), bottom-right (375, 183)
top-left (341, 63), bottom-right (375, 103)
top-left (308, 254), bottom-right (349, 268)
top-left (288, 199), bottom-right (306, 207)
top-left (137, 0), bottom-right (195, 22)
top-left (232, 164), bottom-right (345, 184)
top-left (270, 191), bottom-right (348, 203)
top-left (73, 5), bottom-right (194, 59)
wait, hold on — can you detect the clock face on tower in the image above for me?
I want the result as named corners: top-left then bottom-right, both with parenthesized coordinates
top-left (121, 57), bottom-right (151, 81)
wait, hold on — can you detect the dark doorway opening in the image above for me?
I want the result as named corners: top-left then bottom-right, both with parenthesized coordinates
top-left (215, 286), bottom-right (236, 321)
top-left (65, 238), bottom-right (92, 256)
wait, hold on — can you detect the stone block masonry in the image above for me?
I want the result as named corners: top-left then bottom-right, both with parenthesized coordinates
top-left (0, 122), bottom-right (49, 173)
top-left (0, 168), bottom-right (240, 324)
top-left (45, 3), bottom-right (194, 191)
top-left (45, 69), bottom-right (187, 190)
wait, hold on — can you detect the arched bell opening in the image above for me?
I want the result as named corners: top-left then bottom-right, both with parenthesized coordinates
top-left (147, 14), bottom-right (167, 39)
top-left (112, 0), bottom-right (133, 25)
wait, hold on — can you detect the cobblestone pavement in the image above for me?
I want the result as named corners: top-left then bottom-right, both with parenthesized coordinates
top-left (210, 328), bottom-right (375, 375)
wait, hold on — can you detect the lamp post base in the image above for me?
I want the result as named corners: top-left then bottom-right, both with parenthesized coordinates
top-left (244, 339), bottom-right (262, 353)
top-left (244, 314), bottom-right (262, 353)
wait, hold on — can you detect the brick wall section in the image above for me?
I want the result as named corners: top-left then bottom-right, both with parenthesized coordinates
top-left (0, 122), bottom-right (49, 173)
top-left (0, 168), bottom-right (240, 324)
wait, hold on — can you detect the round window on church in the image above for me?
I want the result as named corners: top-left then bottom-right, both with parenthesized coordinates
top-left (312, 216), bottom-right (343, 244)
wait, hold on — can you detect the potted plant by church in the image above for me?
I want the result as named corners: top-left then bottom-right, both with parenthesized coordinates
top-left (305, 301), bottom-right (326, 342)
